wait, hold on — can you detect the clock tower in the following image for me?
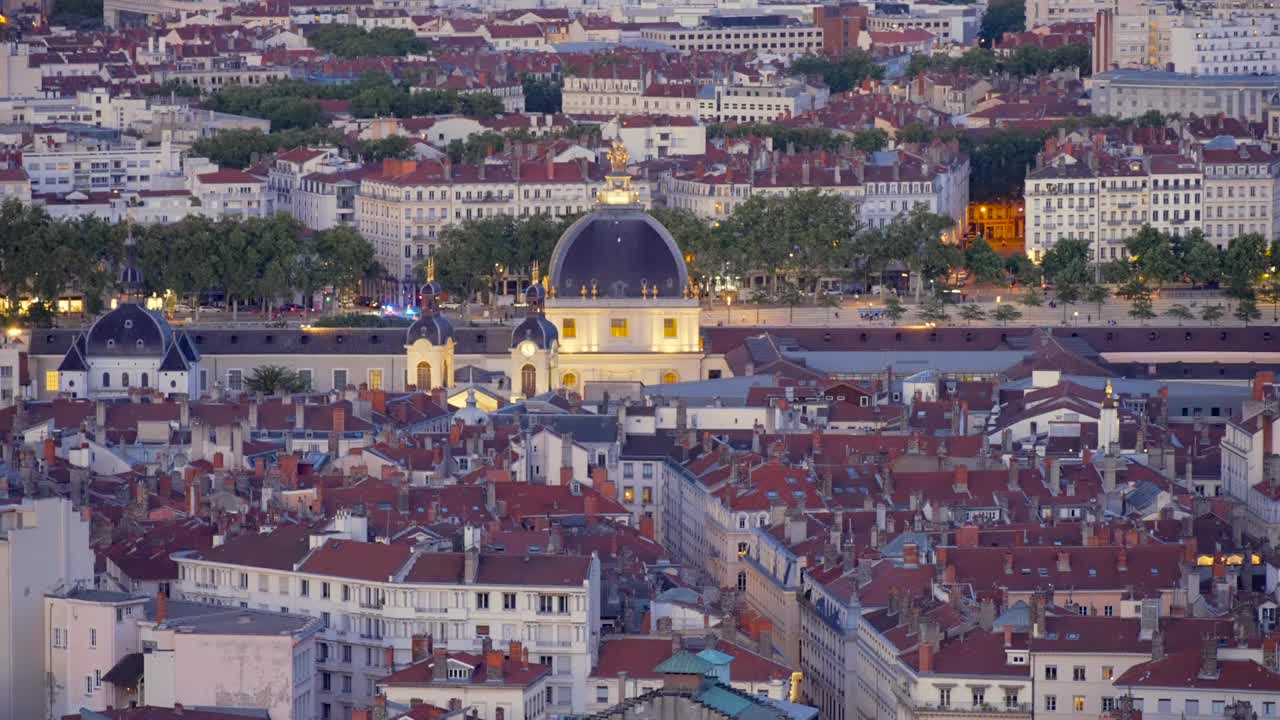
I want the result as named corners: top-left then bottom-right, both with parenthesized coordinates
top-left (508, 262), bottom-right (559, 400)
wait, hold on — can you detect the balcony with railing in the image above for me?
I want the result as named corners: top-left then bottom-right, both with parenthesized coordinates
top-left (911, 702), bottom-right (1032, 717)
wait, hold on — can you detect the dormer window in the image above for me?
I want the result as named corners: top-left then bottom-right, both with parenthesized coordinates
top-left (123, 319), bottom-right (133, 329)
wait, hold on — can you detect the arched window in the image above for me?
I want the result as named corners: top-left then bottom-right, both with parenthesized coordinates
top-left (102, 372), bottom-right (110, 388)
top-left (662, 371), bottom-right (679, 384)
top-left (416, 361), bottom-right (432, 391)
top-left (562, 371), bottom-right (577, 389)
top-left (140, 373), bottom-right (149, 388)
top-left (121, 372), bottom-right (130, 387)
top-left (520, 364), bottom-right (536, 398)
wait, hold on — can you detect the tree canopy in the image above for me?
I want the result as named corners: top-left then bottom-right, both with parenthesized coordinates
top-left (789, 51), bottom-right (885, 93)
top-left (307, 25), bottom-right (430, 57)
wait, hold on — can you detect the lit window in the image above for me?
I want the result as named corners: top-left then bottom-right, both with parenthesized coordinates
top-left (562, 318), bottom-right (576, 338)
top-left (622, 486), bottom-right (635, 502)
top-left (46, 371), bottom-right (58, 392)
top-left (610, 319), bottom-right (628, 337)
top-left (662, 371), bottom-right (679, 384)
top-left (1074, 697), bottom-right (1085, 713)
top-left (562, 372), bottom-right (577, 388)
top-left (369, 369), bottom-right (383, 391)
top-left (663, 318), bottom-right (677, 337)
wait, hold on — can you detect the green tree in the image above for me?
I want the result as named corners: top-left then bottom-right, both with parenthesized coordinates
top-left (964, 237), bottom-right (1006, 287)
top-left (1125, 225), bottom-right (1179, 287)
top-left (1165, 304), bottom-right (1194, 325)
top-left (878, 205), bottom-right (958, 303)
top-left (958, 303), bottom-right (987, 325)
top-left (1235, 296), bottom-right (1263, 325)
top-left (307, 25), bottom-right (429, 57)
top-left (776, 283), bottom-right (805, 323)
top-left (1006, 253), bottom-right (1040, 286)
top-left (358, 136), bottom-right (415, 162)
top-left (882, 296), bottom-right (906, 323)
top-left (851, 128), bottom-right (890, 153)
top-left (522, 76), bottom-right (562, 113)
top-left (789, 50), bottom-right (885, 93)
top-left (715, 190), bottom-right (861, 297)
top-left (1129, 295), bottom-right (1157, 324)
top-left (1083, 283), bottom-right (1109, 317)
top-left (1200, 303), bottom-right (1225, 325)
top-left (965, 129), bottom-right (1047, 202)
top-left (1180, 232), bottom-right (1222, 286)
top-left (897, 123), bottom-right (935, 145)
top-left (1223, 234), bottom-right (1269, 299)
top-left (245, 365), bottom-right (310, 395)
top-left (993, 303), bottom-right (1022, 325)
top-left (917, 295), bottom-right (951, 325)
top-left (980, 0), bottom-right (1024, 42)
top-left (1019, 287), bottom-right (1045, 307)
top-left (1042, 237), bottom-right (1092, 320)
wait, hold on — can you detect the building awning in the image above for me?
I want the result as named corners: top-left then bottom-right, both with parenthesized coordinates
top-left (102, 652), bottom-right (144, 686)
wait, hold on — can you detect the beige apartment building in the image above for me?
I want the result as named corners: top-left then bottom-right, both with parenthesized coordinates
top-left (1200, 143), bottom-right (1280, 247)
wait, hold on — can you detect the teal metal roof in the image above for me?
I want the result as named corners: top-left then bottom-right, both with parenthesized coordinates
top-left (697, 649), bottom-right (735, 666)
top-left (653, 651), bottom-right (713, 675)
top-left (699, 685), bottom-right (755, 717)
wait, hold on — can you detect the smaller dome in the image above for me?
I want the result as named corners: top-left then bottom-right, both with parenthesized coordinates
top-left (119, 264), bottom-right (142, 287)
top-left (453, 388), bottom-right (489, 427)
top-left (85, 302), bottom-right (170, 357)
top-left (510, 314), bottom-right (558, 349)
top-left (524, 283), bottom-right (546, 305)
top-left (406, 313), bottom-right (454, 346)
top-left (419, 281), bottom-right (443, 302)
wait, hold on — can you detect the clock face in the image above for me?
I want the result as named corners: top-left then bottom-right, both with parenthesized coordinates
top-left (520, 341), bottom-right (537, 358)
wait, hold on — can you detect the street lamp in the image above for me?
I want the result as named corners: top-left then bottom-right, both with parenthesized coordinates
top-left (1073, 310), bottom-right (1079, 326)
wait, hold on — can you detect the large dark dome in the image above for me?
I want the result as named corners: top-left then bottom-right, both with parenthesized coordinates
top-left (549, 206), bottom-right (689, 300)
top-left (406, 313), bottom-right (454, 347)
top-left (85, 302), bottom-right (171, 356)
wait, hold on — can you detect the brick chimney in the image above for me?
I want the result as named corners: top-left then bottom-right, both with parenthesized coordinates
top-left (918, 640), bottom-right (933, 673)
top-left (1003, 551), bottom-right (1014, 575)
top-left (431, 646), bottom-right (448, 681)
top-left (953, 464), bottom-right (969, 494)
top-left (1057, 551), bottom-right (1071, 573)
top-left (956, 523), bottom-right (978, 547)
top-left (156, 590), bottom-right (168, 625)
top-left (333, 406), bottom-right (346, 434)
top-left (485, 650), bottom-right (504, 683)
top-left (1118, 547), bottom-right (1128, 572)
top-left (1004, 624), bottom-right (1013, 648)
top-left (902, 543), bottom-right (919, 567)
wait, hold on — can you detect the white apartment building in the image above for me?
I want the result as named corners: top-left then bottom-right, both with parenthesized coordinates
top-left (1200, 142), bottom-right (1280, 247)
top-left (140, 604), bottom-right (320, 720)
top-left (44, 589), bottom-right (149, 719)
top-left (698, 79), bottom-right (829, 124)
top-left (295, 168), bottom-right (369, 231)
top-left (1170, 14), bottom-right (1280, 76)
top-left (189, 168), bottom-right (268, 219)
top-left (670, 150), bottom-right (967, 240)
top-left (356, 158), bottom-right (646, 285)
top-left (1096, 157), bottom-right (1149, 259)
top-left (1221, 382), bottom-right (1280, 544)
top-left (602, 116), bottom-right (706, 162)
top-left (0, 498), bottom-right (94, 720)
top-left (268, 147), bottom-right (349, 215)
top-left (171, 528), bottom-right (602, 719)
top-left (1146, 155), bottom-right (1203, 239)
top-left (638, 22), bottom-right (822, 54)
top-left (1026, 0), bottom-right (1118, 29)
top-left (22, 134), bottom-right (184, 195)
top-left (1026, 155), bottom-right (1099, 261)
top-left (45, 589), bottom-right (320, 720)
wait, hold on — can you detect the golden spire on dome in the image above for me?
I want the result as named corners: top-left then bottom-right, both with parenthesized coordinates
top-left (1105, 378), bottom-right (1113, 398)
top-left (598, 138), bottom-right (639, 206)
top-left (607, 139), bottom-right (629, 172)
top-left (531, 260), bottom-right (540, 285)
